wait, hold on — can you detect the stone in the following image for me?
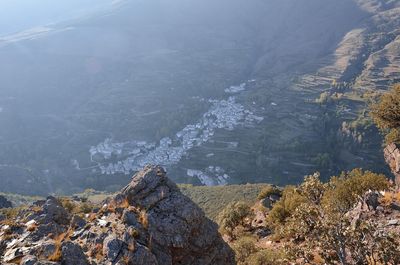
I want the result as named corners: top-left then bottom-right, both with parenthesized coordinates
top-left (364, 191), bottom-right (379, 211)
top-left (42, 197), bottom-right (71, 225)
top-left (122, 209), bottom-right (139, 227)
top-left (20, 255), bottom-right (38, 265)
top-left (119, 165), bottom-right (235, 265)
top-left (384, 143), bottom-right (400, 187)
top-left (0, 195), bottom-right (12, 209)
top-left (388, 219), bottom-right (399, 226)
top-left (103, 235), bottom-right (123, 262)
top-left (127, 244), bottom-right (158, 265)
top-left (70, 215), bottom-right (86, 229)
top-left (61, 241), bottom-right (89, 265)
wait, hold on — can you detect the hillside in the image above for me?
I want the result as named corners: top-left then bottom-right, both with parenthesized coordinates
top-left (0, 0), bottom-right (400, 195)
top-left (1, 183), bottom-right (268, 222)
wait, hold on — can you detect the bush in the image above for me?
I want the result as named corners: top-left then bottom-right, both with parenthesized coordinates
top-left (385, 128), bottom-right (400, 145)
top-left (232, 236), bottom-right (257, 264)
top-left (257, 186), bottom-right (282, 200)
top-left (267, 186), bottom-right (307, 225)
top-left (218, 201), bottom-right (253, 238)
top-left (370, 84), bottom-right (400, 144)
top-left (322, 169), bottom-right (389, 213)
top-left (370, 84), bottom-right (400, 130)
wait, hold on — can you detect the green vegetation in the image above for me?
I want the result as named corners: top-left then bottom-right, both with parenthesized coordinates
top-left (218, 169), bottom-right (398, 264)
top-left (218, 202), bottom-right (253, 238)
top-left (371, 84), bottom-right (400, 144)
top-left (179, 184), bottom-right (269, 221)
top-left (282, 170), bottom-right (395, 264)
top-left (267, 185), bottom-right (307, 226)
top-left (257, 186), bottom-right (282, 200)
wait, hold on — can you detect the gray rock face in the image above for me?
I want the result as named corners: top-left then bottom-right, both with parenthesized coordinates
top-left (103, 235), bottom-right (123, 262)
top-left (119, 165), bottom-right (235, 265)
top-left (384, 143), bottom-right (400, 187)
top-left (0, 165), bottom-right (234, 265)
top-left (61, 242), bottom-right (89, 265)
top-left (0, 195), bottom-right (12, 208)
top-left (20, 255), bottom-right (38, 265)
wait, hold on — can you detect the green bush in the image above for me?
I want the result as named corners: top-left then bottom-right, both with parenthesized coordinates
top-left (322, 168), bottom-right (389, 213)
top-left (267, 186), bottom-right (307, 225)
top-left (232, 236), bottom-right (257, 264)
top-left (218, 201), bottom-right (253, 238)
top-left (370, 84), bottom-right (400, 130)
top-left (370, 84), bottom-right (400, 144)
top-left (257, 186), bottom-right (282, 200)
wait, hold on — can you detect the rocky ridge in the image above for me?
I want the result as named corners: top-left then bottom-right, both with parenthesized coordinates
top-left (0, 165), bottom-right (234, 265)
top-left (384, 143), bottom-right (400, 187)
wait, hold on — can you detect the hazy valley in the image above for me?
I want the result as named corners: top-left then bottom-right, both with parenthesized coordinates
top-left (0, 0), bottom-right (399, 196)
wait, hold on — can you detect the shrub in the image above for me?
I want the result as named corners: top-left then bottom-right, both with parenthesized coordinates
top-left (370, 84), bottom-right (400, 144)
top-left (385, 128), bottom-right (400, 145)
top-left (232, 236), bottom-right (257, 264)
top-left (322, 169), bottom-right (389, 213)
top-left (267, 186), bottom-right (307, 225)
top-left (257, 186), bottom-right (282, 200)
top-left (79, 202), bottom-right (94, 214)
top-left (218, 201), bottom-right (253, 238)
top-left (370, 84), bottom-right (400, 130)
top-left (59, 198), bottom-right (77, 213)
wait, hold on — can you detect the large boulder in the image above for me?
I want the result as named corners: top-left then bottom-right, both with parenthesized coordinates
top-left (118, 165), bottom-right (235, 265)
top-left (384, 143), bottom-right (400, 187)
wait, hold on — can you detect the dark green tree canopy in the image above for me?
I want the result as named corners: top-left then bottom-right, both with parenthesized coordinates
top-left (370, 84), bottom-right (400, 144)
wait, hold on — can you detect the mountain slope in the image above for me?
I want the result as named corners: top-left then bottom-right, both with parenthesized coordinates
top-left (0, 0), bottom-right (399, 194)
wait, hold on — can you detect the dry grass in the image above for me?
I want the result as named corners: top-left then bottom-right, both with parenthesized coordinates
top-left (380, 191), bottom-right (400, 206)
top-left (48, 234), bottom-right (65, 262)
top-left (119, 197), bottom-right (130, 208)
top-left (139, 210), bottom-right (149, 229)
top-left (26, 222), bottom-right (38, 232)
top-left (0, 206), bottom-right (25, 220)
top-left (47, 230), bottom-right (73, 262)
top-left (90, 243), bottom-right (104, 261)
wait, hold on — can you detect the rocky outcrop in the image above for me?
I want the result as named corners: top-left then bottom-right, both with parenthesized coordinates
top-left (384, 143), bottom-right (400, 187)
top-left (0, 195), bottom-right (12, 208)
top-left (0, 165), bottom-right (235, 265)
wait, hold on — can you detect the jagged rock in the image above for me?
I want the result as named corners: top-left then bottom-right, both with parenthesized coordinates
top-left (61, 241), bottom-right (89, 265)
top-left (0, 165), bottom-right (234, 265)
top-left (70, 215), bottom-right (86, 229)
top-left (20, 255), bottom-right (37, 265)
top-left (0, 195), bottom-right (12, 208)
top-left (27, 196), bottom-right (70, 226)
top-left (119, 165), bottom-right (235, 265)
top-left (124, 244), bottom-right (158, 265)
top-left (103, 235), bottom-right (124, 262)
top-left (122, 209), bottom-right (140, 227)
top-left (0, 213), bottom-right (5, 222)
top-left (35, 241), bottom-right (57, 259)
top-left (364, 191), bottom-right (379, 210)
top-left (384, 143), bottom-right (400, 187)
top-left (391, 202), bottom-right (400, 211)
